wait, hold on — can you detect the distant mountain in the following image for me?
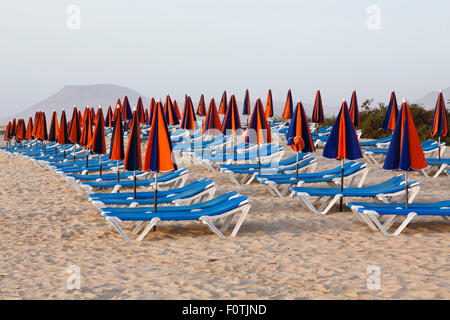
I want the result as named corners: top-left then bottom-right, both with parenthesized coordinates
top-left (11, 84), bottom-right (149, 120)
top-left (413, 87), bottom-right (450, 109)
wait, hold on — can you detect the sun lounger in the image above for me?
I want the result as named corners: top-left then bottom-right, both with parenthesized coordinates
top-left (100, 192), bottom-right (251, 241)
top-left (65, 171), bottom-right (151, 192)
top-left (347, 201), bottom-right (450, 236)
top-left (363, 139), bottom-right (445, 167)
top-left (256, 161), bottom-right (369, 198)
top-left (220, 157), bottom-right (318, 185)
top-left (79, 168), bottom-right (188, 193)
top-left (290, 175), bottom-right (420, 215)
top-left (359, 135), bottom-right (392, 147)
top-left (420, 158), bottom-right (450, 178)
top-left (198, 144), bottom-right (284, 172)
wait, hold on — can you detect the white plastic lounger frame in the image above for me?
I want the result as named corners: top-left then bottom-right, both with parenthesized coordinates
top-left (104, 199), bottom-right (252, 242)
top-left (420, 163), bottom-right (448, 179)
top-left (222, 158), bottom-right (318, 186)
top-left (262, 164), bottom-right (369, 199)
top-left (81, 171), bottom-right (189, 194)
top-left (290, 180), bottom-right (420, 215)
top-left (349, 205), bottom-right (449, 236)
top-left (65, 172), bottom-right (153, 193)
top-left (90, 183), bottom-right (217, 210)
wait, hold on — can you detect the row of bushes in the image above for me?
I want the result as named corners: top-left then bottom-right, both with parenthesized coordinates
top-left (322, 99), bottom-right (449, 145)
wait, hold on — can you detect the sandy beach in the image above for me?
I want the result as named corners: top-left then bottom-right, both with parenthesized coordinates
top-left (0, 143), bottom-right (449, 300)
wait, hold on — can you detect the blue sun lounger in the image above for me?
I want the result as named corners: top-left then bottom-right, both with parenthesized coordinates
top-left (347, 201), bottom-right (450, 236)
top-left (420, 158), bottom-right (450, 178)
top-left (290, 175), bottom-right (421, 215)
top-left (198, 144), bottom-right (284, 172)
top-left (359, 135), bottom-right (392, 147)
top-left (220, 157), bottom-right (318, 185)
top-left (53, 161), bottom-right (123, 177)
top-left (79, 168), bottom-right (188, 193)
top-left (100, 192), bottom-right (251, 241)
top-left (89, 178), bottom-right (216, 209)
top-left (218, 154), bottom-right (307, 171)
top-left (64, 171), bottom-right (150, 192)
top-left (363, 139), bottom-right (445, 167)
top-left (256, 161), bottom-right (369, 198)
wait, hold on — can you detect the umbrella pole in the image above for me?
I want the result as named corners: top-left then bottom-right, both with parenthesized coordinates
top-left (117, 160), bottom-right (120, 183)
top-left (133, 171), bottom-right (136, 199)
top-left (153, 172), bottom-right (158, 232)
top-left (73, 145), bottom-right (76, 162)
top-left (316, 123), bottom-right (319, 141)
top-left (85, 149), bottom-right (89, 170)
top-left (258, 143), bottom-right (261, 172)
top-left (438, 137), bottom-right (441, 161)
top-left (55, 145), bottom-right (57, 156)
top-left (296, 151), bottom-right (299, 179)
top-left (63, 145), bottom-right (66, 158)
top-left (339, 158), bottom-right (344, 211)
top-left (99, 155), bottom-right (102, 178)
top-left (43, 141), bottom-right (45, 155)
top-left (405, 171), bottom-right (409, 209)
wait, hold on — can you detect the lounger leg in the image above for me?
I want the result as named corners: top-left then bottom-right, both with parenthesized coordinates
top-left (199, 216), bottom-right (225, 239)
top-left (220, 214), bottom-right (236, 231)
top-left (230, 205), bottom-right (251, 237)
top-left (106, 217), bottom-right (132, 242)
top-left (225, 171), bottom-right (241, 186)
top-left (365, 211), bottom-right (417, 236)
top-left (131, 221), bottom-right (145, 234)
top-left (433, 164), bottom-right (447, 179)
top-left (136, 218), bottom-right (161, 241)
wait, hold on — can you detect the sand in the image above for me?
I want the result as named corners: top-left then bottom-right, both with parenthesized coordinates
top-left (0, 142), bottom-right (449, 299)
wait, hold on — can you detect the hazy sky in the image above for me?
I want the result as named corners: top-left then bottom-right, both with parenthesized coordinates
top-left (1, 0), bottom-right (449, 118)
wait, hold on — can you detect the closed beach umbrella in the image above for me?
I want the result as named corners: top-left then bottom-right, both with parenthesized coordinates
top-left (282, 89), bottom-right (293, 120)
top-left (122, 96), bottom-right (133, 120)
top-left (245, 98), bottom-right (271, 171)
top-left (112, 100), bottom-right (122, 122)
top-left (25, 117), bottom-right (33, 140)
top-left (181, 95), bottom-right (198, 149)
top-left (15, 119), bottom-right (26, 143)
top-left (36, 112), bottom-right (48, 154)
top-left (124, 110), bottom-right (142, 199)
top-left (10, 118), bottom-right (17, 138)
top-left (69, 107), bottom-right (81, 161)
top-left (311, 90), bottom-right (324, 139)
top-left (105, 106), bottom-right (113, 128)
top-left (202, 98), bottom-right (221, 136)
top-left (383, 100), bottom-right (427, 207)
top-left (264, 89), bottom-right (274, 119)
top-left (286, 100), bottom-right (316, 178)
top-left (164, 95), bottom-right (180, 126)
top-left (349, 90), bottom-right (359, 128)
top-left (222, 94), bottom-right (242, 158)
top-left (48, 111), bottom-right (59, 155)
top-left (143, 100), bottom-right (177, 213)
top-left (430, 91), bottom-right (448, 161)
top-left (80, 109), bottom-right (93, 167)
top-left (196, 94), bottom-right (206, 117)
top-left (88, 107), bottom-right (107, 177)
top-left (323, 99), bottom-right (363, 211)
top-left (218, 90), bottom-right (227, 115)
top-left (57, 110), bottom-right (71, 158)
top-left (242, 89), bottom-right (251, 125)
top-left (144, 108), bottom-right (149, 125)
top-left (109, 107), bottom-right (125, 182)
top-left (48, 111), bottom-right (59, 143)
top-left (148, 98), bottom-right (156, 126)
top-left (382, 91), bottom-right (398, 132)
top-left (4, 122), bottom-right (11, 144)
top-left (173, 99), bottom-right (181, 120)
top-left (32, 111), bottom-right (40, 139)
top-left (136, 97), bottom-right (145, 123)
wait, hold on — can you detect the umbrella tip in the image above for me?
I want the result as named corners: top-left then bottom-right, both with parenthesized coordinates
top-left (342, 98), bottom-right (346, 102)
top-left (402, 98), bottom-right (406, 103)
